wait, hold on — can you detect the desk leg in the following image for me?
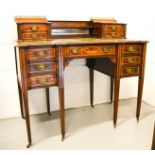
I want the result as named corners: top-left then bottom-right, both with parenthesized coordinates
top-left (23, 91), bottom-right (32, 148)
top-left (89, 68), bottom-right (94, 107)
top-left (113, 78), bottom-right (120, 127)
top-left (46, 88), bottom-right (51, 116)
top-left (14, 47), bottom-right (25, 119)
top-left (136, 76), bottom-right (144, 121)
top-left (151, 124), bottom-right (155, 150)
top-left (57, 47), bottom-right (65, 140)
top-left (110, 77), bottom-right (114, 104)
top-left (17, 80), bottom-right (25, 119)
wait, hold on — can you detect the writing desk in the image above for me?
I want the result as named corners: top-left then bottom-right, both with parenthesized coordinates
top-left (14, 19), bottom-right (148, 147)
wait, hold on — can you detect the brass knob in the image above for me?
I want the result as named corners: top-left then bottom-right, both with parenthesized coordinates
top-left (111, 32), bottom-right (116, 37)
top-left (31, 25), bottom-right (38, 32)
top-left (128, 46), bottom-right (135, 52)
top-left (126, 68), bottom-right (132, 73)
top-left (112, 25), bottom-right (117, 31)
top-left (35, 64), bottom-right (48, 71)
top-left (36, 77), bottom-right (50, 85)
top-left (127, 57), bottom-right (134, 63)
top-left (103, 47), bottom-right (110, 53)
top-left (71, 48), bottom-right (80, 54)
top-left (32, 33), bottom-right (38, 39)
top-left (35, 50), bottom-right (47, 58)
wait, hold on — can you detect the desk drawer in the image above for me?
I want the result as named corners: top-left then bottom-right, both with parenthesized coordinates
top-left (28, 74), bottom-right (56, 89)
top-left (18, 23), bottom-right (48, 32)
top-left (121, 67), bottom-right (141, 77)
top-left (27, 62), bottom-right (56, 74)
top-left (122, 44), bottom-right (143, 54)
top-left (20, 32), bottom-right (48, 40)
top-left (26, 47), bottom-right (55, 62)
top-left (65, 45), bottom-right (116, 58)
top-left (103, 24), bottom-right (125, 38)
top-left (17, 23), bottom-right (51, 40)
top-left (122, 56), bottom-right (142, 66)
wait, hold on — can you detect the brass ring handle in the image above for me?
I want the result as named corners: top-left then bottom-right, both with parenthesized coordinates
top-left (126, 68), bottom-right (132, 73)
top-left (32, 33), bottom-right (38, 39)
top-left (36, 77), bottom-right (50, 85)
top-left (103, 47), bottom-right (110, 53)
top-left (71, 48), bottom-right (80, 54)
top-left (35, 64), bottom-right (48, 71)
top-left (31, 25), bottom-right (38, 32)
top-left (35, 50), bottom-right (48, 58)
top-left (128, 46), bottom-right (136, 52)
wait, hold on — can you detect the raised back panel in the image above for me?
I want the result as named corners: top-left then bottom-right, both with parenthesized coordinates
top-left (49, 21), bottom-right (92, 39)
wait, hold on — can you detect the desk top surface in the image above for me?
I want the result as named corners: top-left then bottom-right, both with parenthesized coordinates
top-left (15, 38), bottom-right (148, 47)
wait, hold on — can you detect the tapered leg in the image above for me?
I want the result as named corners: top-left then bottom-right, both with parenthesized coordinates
top-left (17, 80), bottom-right (25, 119)
top-left (89, 68), bottom-right (94, 107)
top-left (23, 91), bottom-right (32, 148)
top-left (136, 76), bottom-right (144, 121)
top-left (110, 77), bottom-right (114, 104)
top-left (46, 88), bottom-right (51, 116)
top-left (113, 78), bottom-right (120, 127)
top-left (151, 123), bottom-right (155, 150)
top-left (57, 47), bottom-right (65, 140)
top-left (59, 87), bottom-right (65, 140)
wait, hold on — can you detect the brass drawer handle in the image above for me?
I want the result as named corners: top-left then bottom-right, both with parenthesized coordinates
top-left (36, 77), bottom-right (50, 85)
top-left (35, 50), bottom-right (48, 58)
top-left (126, 68), bottom-right (133, 73)
top-left (112, 26), bottom-right (117, 31)
top-left (71, 48), bottom-right (80, 54)
top-left (35, 64), bottom-right (48, 71)
top-left (128, 46), bottom-right (136, 52)
top-left (103, 47), bottom-right (110, 53)
top-left (127, 57), bottom-right (134, 63)
top-left (111, 32), bottom-right (116, 37)
top-left (31, 25), bottom-right (38, 32)
top-left (32, 33), bottom-right (38, 39)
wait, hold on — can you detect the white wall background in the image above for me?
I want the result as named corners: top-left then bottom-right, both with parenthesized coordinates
top-left (0, 0), bottom-right (155, 119)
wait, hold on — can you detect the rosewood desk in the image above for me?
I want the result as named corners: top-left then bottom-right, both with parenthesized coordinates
top-left (15, 38), bottom-right (147, 147)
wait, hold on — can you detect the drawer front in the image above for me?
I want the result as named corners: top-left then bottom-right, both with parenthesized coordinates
top-left (104, 31), bottom-right (125, 38)
top-left (103, 24), bottom-right (125, 38)
top-left (26, 47), bottom-right (55, 62)
top-left (122, 44), bottom-right (143, 54)
top-left (28, 74), bottom-right (56, 88)
top-left (65, 45), bottom-right (116, 58)
top-left (121, 67), bottom-right (141, 77)
top-left (18, 24), bottom-right (48, 33)
top-left (20, 32), bottom-right (48, 40)
top-left (27, 62), bottom-right (56, 74)
top-left (122, 56), bottom-right (142, 66)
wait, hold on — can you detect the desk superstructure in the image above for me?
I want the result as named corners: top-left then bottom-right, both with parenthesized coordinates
top-left (14, 17), bottom-right (148, 147)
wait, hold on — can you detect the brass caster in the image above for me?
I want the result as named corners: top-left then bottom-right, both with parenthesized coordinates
top-left (91, 105), bottom-right (94, 108)
top-left (26, 142), bottom-right (32, 148)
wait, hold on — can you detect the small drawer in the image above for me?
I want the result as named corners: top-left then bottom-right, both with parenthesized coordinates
top-left (104, 24), bottom-right (125, 32)
top-left (28, 74), bottom-right (56, 89)
top-left (17, 23), bottom-right (51, 40)
top-left (122, 56), bottom-right (142, 66)
top-left (18, 23), bottom-right (48, 33)
top-left (27, 62), bottom-right (56, 74)
top-left (26, 47), bottom-right (55, 62)
top-left (121, 67), bottom-right (141, 77)
top-left (20, 32), bottom-right (48, 40)
top-left (65, 45), bottom-right (116, 58)
top-left (91, 23), bottom-right (126, 38)
top-left (122, 44), bottom-right (143, 54)
top-left (104, 31), bottom-right (125, 38)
